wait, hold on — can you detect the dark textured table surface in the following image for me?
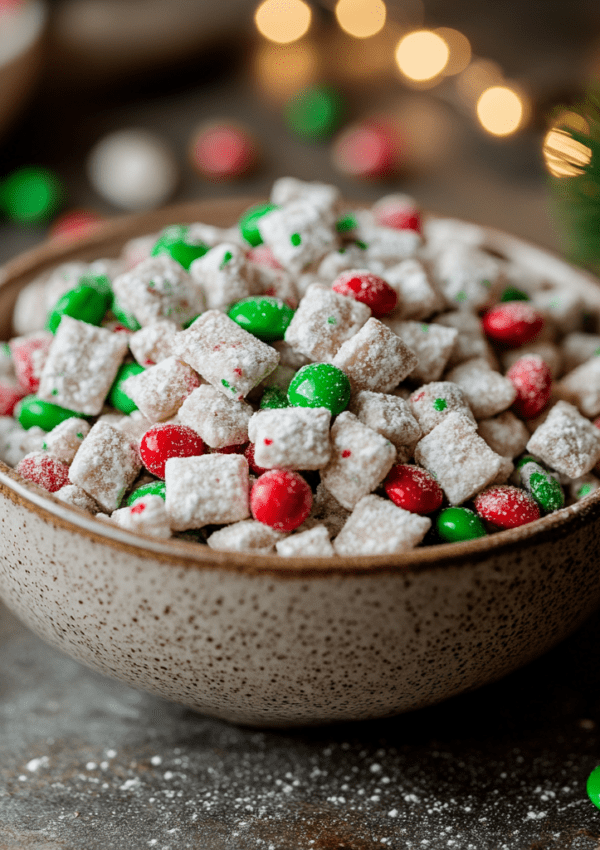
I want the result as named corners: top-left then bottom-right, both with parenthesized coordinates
top-left (1, 598), bottom-right (600, 849)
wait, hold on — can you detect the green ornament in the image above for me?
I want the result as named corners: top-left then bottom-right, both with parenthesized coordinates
top-left (284, 85), bottom-right (346, 140)
top-left (0, 166), bottom-right (64, 223)
top-left (239, 202), bottom-right (278, 247)
top-left (112, 296), bottom-right (141, 331)
top-left (16, 395), bottom-right (86, 431)
top-left (227, 295), bottom-right (294, 342)
top-left (127, 480), bottom-right (166, 506)
top-left (108, 363), bottom-right (144, 414)
top-left (500, 286), bottom-right (529, 302)
top-left (150, 224), bottom-right (209, 270)
top-left (436, 507), bottom-right (487, 543)
top-left (47, 284), bottom-right (111, 334)
top-left (287, 363), bottom-right (351, 416)
top-left (587, 765), bottom-right (600, 810)
top-left (260, 386), bottom-right (290, 410)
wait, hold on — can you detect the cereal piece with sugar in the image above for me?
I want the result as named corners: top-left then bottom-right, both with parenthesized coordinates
top-left (383, 319), bottom-right (457, 383)
top-left (532, 288), bottom-right (584, 334)
top-left (69, 421), bottom-right (142, 512)
top-left (434, 310), bottom-right (497, 369)
top-left (557, 357), bottom-right (600, 418)
top-left (112, 255), bottom-right (205, 328)
top-left (320, 411), bottom-right (396, 510)
top-left (207, 520), bottom-right (284, 554)
top-left (165, 453), bottom-right (249, 531)
top-left (382, 259), bottom-right (443, 321)
top-left (501, 341), bottom-right (562, 378)
top-left (189, 243), bottom-right (256, 311)
top-left (270, 177), bottom-right (341, 219)
top-left (276, 525), bottom-right (335, 558)
top-left (317, 245), bottom-right (382, 280)
top-left (284, 283), bottom-right (371, 363)
top-left (110, 495), bottom-right (172, 538)
top-left (0, 417), bottom-right (27, 467)
top-left (302, 482), bottom-right (350, 538)
top-left (332, 318), bottom-right (418, 393)
top-left (445, 358), bottom-right (516, 419)
top-left (493, 455), bottom-right (514, 485)
top-left (178, 384), bottom-right (252, 448)
top-left (129, 320), bottom-right (178, 366)
top-left (172, 310), bottom-right (279, 401)
top-left (38, 316), bottom-right (129, 415)
top-left (477, 411), bottom-right (529, 458)
top-left (123, 356), bottom-right (201, 422)
top-left (432, 243), bottom-right (502, 310)
top-left (409, 381), bottom-right (475, 435)
top-left (561, 333), bottom-right (600, 373)
top-left (44, 417), bottom-right (90, 464)
top-left (526, 400), bottom-right (600, 478)
top-left (351, 213), bottom-right (421, 265)
top-left (55, 484), bottom-right (102, 513)
top-left (415, 412), bottom-right (504, 504)
top-left (248, 407), bottom-right (331, 470)
top-left (333, 494), bottom-right (430, 556)
top-left (251, 264), bottom-right (298, 309)
top-left (186, 221), bottom-right (244, 248)
top-left (349, 390), bottom-right (421, 462)
top-left (258, 202), bottom-right (339, 273)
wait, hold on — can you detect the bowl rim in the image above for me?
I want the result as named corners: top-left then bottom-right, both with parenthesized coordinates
top-left (2, 196), bottom-right (600, 578)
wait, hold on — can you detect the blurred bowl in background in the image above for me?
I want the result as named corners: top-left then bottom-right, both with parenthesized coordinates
top-left (0, 0), bottom-right (47, 140)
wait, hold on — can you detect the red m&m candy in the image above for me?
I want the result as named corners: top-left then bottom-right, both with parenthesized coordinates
top-left (482, 303), bottom-right (544, 348)
top-left (10, 333), bottom-right (52, 394)
top-left (373, 195), bottom-right (421, 234)
top-left (140, 424), bottom-right (205, 479)
top-left (473, 485), bottom-right (540, 529)
top-left (16, 452), bottom-right (70, 493)
top-left (332, 270), bottom-right (397, 318)
top-left (506, 355), bottom-right (552, 419)
top-left (0, 381), bottom-right (25, 416)
top-left (383, 464), bottom-right (443, 515)
top-left (250, 469), bottom-right (312, 531)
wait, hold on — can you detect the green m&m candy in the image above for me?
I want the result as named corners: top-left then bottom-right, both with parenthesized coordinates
top-left (284, 85), bottom-right (346, 140)
top-left (260, 386), bottom-right (290, 410)
top-left (150, 224), bottom-right (209, 270)
top-left (238, 202), bottom-right (278, 247)
top-left (16, 395), bottom-right (86, 431)
top-left (108, 363), bottom-right (144, 414)
top-left (228, 296), bottom-right (294, 342)
top-left (587, 764), bottom-right (600, 810)
top-left (112, 296), bottom-right (141, 331)
top-left (287, 363), bottom-right (351, 416)
top-left (500, 286), bottom-right (529, 302)
top-left (436, 507), bottom-right (487, 543)
top-left (47, 284), bottom-right (112, 333)
top-left (519, 461), bottom-right (564, 512)
top-left (78, 272), bottom-right (112, 297)
top-left (127, 479), bottom-right (166, 506)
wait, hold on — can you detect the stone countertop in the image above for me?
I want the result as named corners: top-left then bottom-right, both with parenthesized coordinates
top-left (0, 598), bottom-right (599, 849)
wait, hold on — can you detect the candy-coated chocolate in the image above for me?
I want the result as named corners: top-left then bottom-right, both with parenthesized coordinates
top-left (239, 203), bottom-right (278, 247)
top-left (474, 485), bottom-right (540, 529)
top-left (250, 469), bottom-right (312, 531)
top-left (436, 507), bottom-right (487, 542)
top-left (384, 464), bottom-right (443, 515)
top-left (332, 270), bottom-right (397, 318)
top-left (16, 395), bottom-right (85, 431)
top-left (507, 355), bottom-right (552, 419)
top-left (482, 303), bottom-right (544, 348)
top-left (151, 224), bottom-right (209, 270)
top-left (140, 423), bottom-right (205, 479)
top-left (519, 461), bottom-right (564, 512)
top-left (127, 479), bottom-right (166, 506)
top-left (111, 296), bottom-right (141, 331)
top-left (288, 363), bottom-right (351, 416)
top-left (259, 386), bottom-right (290, 410)
top-left (47, 284), bottom-right (111, 334)
top-left (108, 363), bottom-right (144, 414)
top-left (499, 286), bottom-right (529, 302)
top-left (244, 442), bottom-right (269, 476)
top-left (228, 296), bottom-right (295, 342)
top-left (332, 121), bottom-right (398, 180)
top-left (16, 453), bottom-right (70, 493)
top-left (587, 765), bottom-right (600, 810)
top-left (0, 381), bottom-right (25, 416)
top-left (50, 209), bottom-right (104, 241)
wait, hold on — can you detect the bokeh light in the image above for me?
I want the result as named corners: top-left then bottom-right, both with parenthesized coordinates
top-left (255, 0), bottom-right (312, 45)
top-left (395, 30), bottom-right (449, 82)
top-left (335, 0), bottom-right (386, 39)
top-left (543, 124), bottom-right (592, 178)
top-left (254, 41), bottom-right (319, 101)
top-left (434, 27), bottom-right (471, 76)
top-left (455, 58), bottom-right (503, 106)
top-left (476, 86), bottom-right (525, 136)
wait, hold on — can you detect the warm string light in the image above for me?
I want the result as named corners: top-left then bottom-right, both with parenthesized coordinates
top-left (394, 30), bottom-right (449, 82)
top-left (476, 85), bottom-right (525, 136)
top-left (335, 0), bottom-right (386, 39)
top-left (254, 0), bottom-right (312, 44)
top-left (543, 113), bottom-right (592, 178)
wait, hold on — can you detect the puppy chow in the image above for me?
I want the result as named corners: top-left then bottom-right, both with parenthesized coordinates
top-left (477, 411), bottom-right (529, 458)
top-left (165, 453), bottom-right (249, 531)
top-left (333, 494), bottom-right (431, 556)
top-left (526, 400), bottom-right (600, 478)
top-left (332, 318), bottom-right (418, 393)
top-left (258, 201), bottom-right (339, 273)
top-left (189, 243), bottom-right (255, 311)
top-left (349, 390), bottom-right (421, 460)
top-left (248, 406), bottom-right (331, 470)
top-left (129, 320), bottom-right (178, 366)
top-left (384, 319), bottom-right (457, 383)
top-left (445, 358), bottom-right (516, 419)
top-left (383, 259), bottom-right (443, 321)
top-left (110, 494), bottom-right (172, 538)
top-left (178, 384), bottom-right (253, 448)
top-left (44, 417), bottom-right (90, 464)
top-left (409, 381), bottom-right (475, 435)
top-left (69, 421), bottom-right (142, 512)
top-left (276, 525), bottom-right (335, 558)
top-left (123, 356), bottom-right (201, 422)
top-left (557, 357), bottom-right (600, 418)
top-left (207, 520), bottom-right (284, 553)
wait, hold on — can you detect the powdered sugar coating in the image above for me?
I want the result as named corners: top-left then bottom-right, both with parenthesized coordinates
top-left (332, 318), bottom-right (418, 393)
top-left (320, 411), bottom-right (396, 510)
top-left (129, 320), bottom-right (178, 366)
top-left (409, 381), bottom-right (475, 436)
top-left (276, 525), bottom-right (334, 557)
top-left (558, 357), bottom-right (600, 419)
top-left (165, 454), bottom-right (249, 531)
top-left (9, 331), bottom-right (53, 394)
top-left (38, 316), bottom-right (129, 415)
top-left (248, 407), bottom-right (331, 470)
top-left (477, 411), bottom-right (529, 458)
top-left (526, 400), bottom-right (600, 478)
top-left (384, 319), bottom-right (457, 383)
top-left (54, 483), bottom-right (102, 513)
top-left (44, 417), bottom-right (90, 464)
top-left (445, 358), bottom-right (517, 420)
top-left (349, 390), bottom-right (421, 460)
top-left (207, 520), bottom-right (284, 554)
top-left (16, 451), bottom-right (70, 493)
top-left (68, 421), bottom-right (142, 512)
top-left (189, 243), bottom-right (255, 312)
top-left (333, 494), bottom-right (431, 556)
top-left (122, 356), bottom-right (201, 423)
top-left (433, 243), bottom-right (502, 310)
top-left (172, 310), bottom-right (279, 401)
top-left (415, 412), bottom-right (505, 505)
top-left (178, 384), bottom-right (252, 449)
top-left (383, 259), bottom-right (443, 321)
top-left (258, 201), bottom-right (339, 273)
top-left (110, 494), bottom-right (172, 538)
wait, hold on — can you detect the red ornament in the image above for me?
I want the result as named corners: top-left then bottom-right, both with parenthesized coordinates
top-left (332, 120), bottom-right (400, 180)
top-left (244, 442), bottom-right (270, 476)
top-left (0, 381), bottom-right (25, 416)
top-left (140, 424), bottom-right (205, 479)
top-left (373, 196), bottom-right (421, 234)
top-left (473, 485), bottom-right (540, 529)
top-left (189, 121), bottom-right (257, 180)
top-left (16, 453), bottom-right (70, 493)
top-left (507, 355), bottom-right (552, 419)
top-left (250, 469), bottom-right (312, 532)
top-left (50, 209), bottom-right (104, 242)
top-left (482, 303), bottom-right (544, 348)
top-left (384, 464), bottom-right (443, 515)
top-left (10, 333), bottom-right (52, 394)
top-left (332, 270), bottom-right (397, 317)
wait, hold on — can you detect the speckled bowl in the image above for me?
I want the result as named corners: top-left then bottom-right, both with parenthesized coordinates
top-left (0, 199), bottom-right (599, 728)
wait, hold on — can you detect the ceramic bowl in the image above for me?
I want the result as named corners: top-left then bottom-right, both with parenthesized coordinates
top-left (0, 199), bottom-right (600, 728)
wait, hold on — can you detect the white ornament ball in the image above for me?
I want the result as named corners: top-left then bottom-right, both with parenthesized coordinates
top-left (87, 129), bottom-right (178, 211)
